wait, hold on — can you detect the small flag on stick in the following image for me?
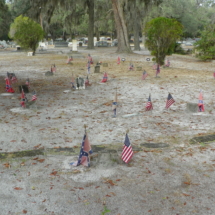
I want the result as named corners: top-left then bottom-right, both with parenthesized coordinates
top-left (66, 56), bottom-right (73, 64)
top-left (71, 126), bottom-right (93, 167)
top-left (101, 72), bottom-right (108, 83)
top-left (122, 131), bottom-right (133, 163)
top-left (87, 61), bottom-right (91, 74)
top-left (142, 70), bottom-right (148, 80)
top-left (165, 59), bottom-right (170, 67)
top-left (145, 94), bottom-right (153, 111)
top-left (25, 78), bottom-right (30, 88)
top-left (198, 90), bottom-right (204, 112)
top-left (112, 90), bottom-right (117, 117)
top-left (5, 77), bottom-right (15, 93)
top-left (129, 63), bottom-right (134, 71)
top-left (213, 72), bottom-right (215, 78)
top-left (165, 93), bottom-right (175, 109)
top-left (20, 88), bottom-right (27, 108)
top-left (51, 64), bottom-right (56, 73)
top-left (88, 54), bottom-right (93, 64)
top-left (117, 57), bottom-right (120, 65)
top-left (31, 90), bottom-right (37, 101)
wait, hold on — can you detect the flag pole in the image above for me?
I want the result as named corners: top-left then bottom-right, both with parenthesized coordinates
top-left (84, 124), bottom-right (87, 134)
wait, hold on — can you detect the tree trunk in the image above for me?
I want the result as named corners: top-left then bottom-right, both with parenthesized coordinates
top-left (87, 0), bottom-right (94, 49)
top-left (95, 26), bottom-right (100, 41)
top-left (133, 0), bottom-right (140, 51)
top-left (111, 0), bottom-right (132, 53)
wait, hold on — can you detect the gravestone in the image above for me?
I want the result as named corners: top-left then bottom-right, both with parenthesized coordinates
top-left (72, 40), bottom-right (78, 52)
top-left (76, 77), bottom-right (85, 89)
top-left (186, 103), bottom-right (198, 113)
top-left (19, 85), bottom-right (29, 93)
top-left (94, 65), bottom-right (100, 73)
top-left (103, 63), bottom-right (108, 67)
top-left (45, 71), bottom-right (54, 76)
top-left (136, 66), bottom-right (142, 71)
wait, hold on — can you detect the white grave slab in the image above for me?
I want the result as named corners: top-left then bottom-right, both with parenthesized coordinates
top-left (1, 93), bottom-right (14, 96)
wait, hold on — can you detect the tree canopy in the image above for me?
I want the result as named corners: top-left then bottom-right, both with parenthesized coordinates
top-left (144, 17), bottom-right (183, 65)
top-left (9, 15), bottom-right (44, 55)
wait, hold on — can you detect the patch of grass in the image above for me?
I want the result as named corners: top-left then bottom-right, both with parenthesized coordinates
top-left (101, 206), bottom-right (111, 215)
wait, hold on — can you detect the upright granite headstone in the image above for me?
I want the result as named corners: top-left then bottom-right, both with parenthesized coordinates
top-left (94, 65), bottom-right (100, 73)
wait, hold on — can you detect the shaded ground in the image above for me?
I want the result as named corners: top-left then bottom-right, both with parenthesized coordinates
top-left (1, 46), bottom-right (215, 215)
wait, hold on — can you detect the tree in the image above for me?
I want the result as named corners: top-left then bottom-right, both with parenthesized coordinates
top-left (111, 0), bottom-right (132, 53)
top-left (0, 0), bottom-right (11, 39)
top-left (9, 15), bottom-right (44, 55)
top-left (144, 17), bottom-right (183, 65)
top-left (194, 24), bottom-right (215, 60)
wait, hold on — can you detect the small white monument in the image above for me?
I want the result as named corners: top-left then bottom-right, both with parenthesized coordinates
top-left (72, 39), bottom-right (78, 52)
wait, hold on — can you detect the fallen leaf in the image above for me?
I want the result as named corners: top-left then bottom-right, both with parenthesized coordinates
top-left (50, 171), bottom-right (58, 176)
top-left (182, 193), bottom-right (190, 197)
top-left (95, 186), bottom-right (100, 189)
top-left (32, 157), bottom-right (39, 160)
top-left (37, 159), bottom-right (45, 163)
top-left (22, 210), bottom-right (27, 214)
top-left (42, 199), bottom-right (46, 202)
top-left (10, 140), bottom-right (16, 142)
top-left (14, 187), bottom-right (23, 190)
top-left (106, 194), bottom-right (111, 197)
top-left (79, 187), bottom-right (84, 190)
top-left (3, 163), bottom-right (11, 168)
top-left (116, 179), bottom-right (121, 181)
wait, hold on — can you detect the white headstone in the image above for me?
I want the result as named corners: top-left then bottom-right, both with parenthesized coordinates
top-left (72, 39), bottom-right (78, 52)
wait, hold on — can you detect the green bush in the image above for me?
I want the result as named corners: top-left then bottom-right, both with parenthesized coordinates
top-left (9, 15), bottom-right (44, 55)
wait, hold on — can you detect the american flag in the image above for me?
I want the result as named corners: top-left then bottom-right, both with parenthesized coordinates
top-left (129, 63), bottom-right (134, 71)
top-left (198, 91), bottom-right (204, 112)
top-left (165, 59), bottom-right (170, 67)
top-left (20, 88), bottom-right (27, 108)
top-left (122, 133), bottom-right (133, 163)
top-left (101, 72), bottom-right (108, 83)
top-left (72, 133), bottom-right (93, 167)
top-left (87, 61), bottom-right (91, 74)
top-left (117, 56), bottom-right (120, 64)
top-left (145, 94), bottom-right (153, 111)
top-left (88, 54), bottom-right (93, 64)
top-left (213, 72), bottom-right (215, 78)
top-left (112, 91), bottom-right (117, 117)
top-left (142, 70), bottom-right (148, 80)
top-left (166, 93), bottom-right (175, 109)
top-left (51, 64), bottom-right (56, 73)
top-left (31, 91), bottom-right (37, 101)
top-left (156, 64), bottom-right (160, 76)
top-left (66, 56), bottom-right (73, 64)
top-left (5, 78), bottom-right (15, 93)
top-left (25, 78), bottom-right (30, 88)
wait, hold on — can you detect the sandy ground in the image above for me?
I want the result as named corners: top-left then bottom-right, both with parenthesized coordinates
top-left (1, 47), bottom-right (215, 215)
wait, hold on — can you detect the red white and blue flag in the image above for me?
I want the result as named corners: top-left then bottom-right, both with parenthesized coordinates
top-left (129, 63), bottom-right (134, 71)
top-left (166, 93), bottom-right (175, 109)
top-left (87, 61), bottom-right (91, 74)
top-left (88, 54), bottom-right (93, 64)
top-left (122, 133), bottom-right (133, 163)
top-left (66, 56), bottom-right (73, 64)
top-left (51, 64), bottom-right (56, 73)
top-left (71, 133), bottom-right (93, 167)
top-left (20, 88), bottom-right (27, 108)
top-left (112, 91), bottom-right (117, 117)
top-left (117, 56), bottom-right (120, 64)
top-left (142, 70), bottom-right (148, 80)
top-left (145, 94), bottom-right (153, 111)
top-left (25, 78), bottom-right (30, 88)
top-left (5, 78), bottom-right (15, 93)
top-left (101, 72), bottom-right (108, 83)
top-left (31, 91), bottom-right (37, 101)
top-left (198, 91), bottom-right (204, 112)
top-left (165, 59), bottom-right (170, 67)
